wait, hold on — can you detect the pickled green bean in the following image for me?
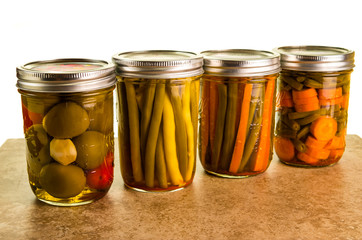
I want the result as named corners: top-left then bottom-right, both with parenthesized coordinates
top-left (238, 98), bottom-right (263, 172)
top-left (292, 138), bottom-right (307, 153)
top-left (296, 113), bottom-right (321, 126)
top-left (169, 85), bottom-right (188, 179)
top-left (246, 84), bottom-right (262, 139)
top-left (296, 125), bottom-right (310, 139)
top-left (155, 126), bottom-right (168, 188)
top-left (220, 82), bottom-right (238, 170)
top-left (211, 84), bottom-right (227, 171)
top-left (117, 82), bottom-right (133, 178)
top-left (281, 75), bottom-right (303, 90)
top-left (281, 116), bottom-right (300, 131)
top-left (190, 80), bottom-right (199, 155)
top-left (144, 83), bottom-right (165, 187)
top-left (140, 82), bottom-right (156, 159)
top-left (288, 108), bottom-right (327, 120)
top-left (125, 82), bottom-right (143, 182)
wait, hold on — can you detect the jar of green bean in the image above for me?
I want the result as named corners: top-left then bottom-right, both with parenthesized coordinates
top-left (200, 49), bottom-right (280, 178)
top-left (274, 46), bottom-right (355, 167)
top-left (113, 50), bottom-right (203, 191)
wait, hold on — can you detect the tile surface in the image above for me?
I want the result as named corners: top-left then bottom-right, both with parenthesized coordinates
top-left (0, 136), bottom-right (361, 239)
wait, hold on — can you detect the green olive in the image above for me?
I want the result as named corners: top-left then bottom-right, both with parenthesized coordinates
top-left (73, 131), bottom-right (107, 170)
top-left (24, 95), bottom-right (60, 114)
top-left (75, 94), bottom-right (113, 134)
top-left (50, 139), bottom-right (77, 165)
top-left (43, 102), bottom-right (90, 138)
top-left (25, 124), bottom-right (49, 157)
top-left (88, 96), bottom-right (113, 134)
top-left (27, 144), bottom-right (52, 177)
top-left (39, 163), bottom-right (86, 198)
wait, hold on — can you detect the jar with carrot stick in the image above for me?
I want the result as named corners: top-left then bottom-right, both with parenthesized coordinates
top-left (274, 46), bottom-right (355, 167)
top-left (113, 50), bottom-right (203, 191)
top-left (199, 49), bottom-right (280, 177)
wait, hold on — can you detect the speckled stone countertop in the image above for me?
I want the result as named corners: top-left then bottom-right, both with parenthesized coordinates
top-left (0, 136), bottom-right (361, 239)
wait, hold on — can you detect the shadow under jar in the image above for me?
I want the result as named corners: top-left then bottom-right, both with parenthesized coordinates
top-left (113, 50), bottom-right (203, 192)
top-left (16, 59), bottom-right (116, 206)
top-left (200, 49), bottom-right (280, 178)
top-left (274, 46), bottom-right (355, 167)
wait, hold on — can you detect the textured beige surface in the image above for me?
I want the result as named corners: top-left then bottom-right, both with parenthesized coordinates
top-left (0, 136), bottom-right (361, 239)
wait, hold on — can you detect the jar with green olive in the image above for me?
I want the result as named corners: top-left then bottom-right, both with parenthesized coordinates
top-left (17, 59), bottom-right (116, 206)
top-left (113, 50), bottom-right (203, 192)
top-left (274, 46), bottom-right (355, 167)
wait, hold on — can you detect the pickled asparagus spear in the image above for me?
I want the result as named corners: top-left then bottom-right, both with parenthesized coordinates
top-left (169, 85), bottom-right (188, 179)
top-left (144, 83), bottom-right (165, 187)
top-left (125, 82), bottom-right (143, 182)
top-left (163, 93), bottom-right (184, 186)
top-left (211, 84), bottom-right (227, 171)
top-left (155, 126), bottom-right (168, 188)
top-left (220, 82), bottom-right (239, 170)
top-left (182, 81), bottom-right (195, 182)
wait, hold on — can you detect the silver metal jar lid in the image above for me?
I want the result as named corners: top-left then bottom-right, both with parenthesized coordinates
top-left (16, 58), bottom-right (116, 93)
top-left (201, 49), bottom-right (281, 77)
top-left (112, 50), bottom-right (204, 79)
top-left (274, 46), bottom-right (355, 72)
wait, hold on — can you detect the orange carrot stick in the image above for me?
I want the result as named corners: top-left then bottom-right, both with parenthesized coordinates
top-left (200, 80), bottom-right (210, 165)
top-left (253, 78), bottom-right (275, 172)
top-left (310, 116), bottom-right (337, 141)
top-left (229, 84), bottom-right (252, 173)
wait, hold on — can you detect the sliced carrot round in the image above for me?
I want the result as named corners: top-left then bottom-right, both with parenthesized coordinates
top-left (292, 88), bottom-right (317, 101)
top-left (295, 101), bottom-right (320, 112)
top-left (293, 96), bottom-right (319, 105)
top-left (297, 152), bottom-right (319, 164)
top-left (305, 146), bottom-right (330, 159)
top-left (274, 136), bottom-right (295, 161)
top-left (325, 135), bottom-right (346, 150)
top-left (319, 96), bottom-right (343, 106)
top-left (318, 87), bottom-right (342, 100)
top-left (310, 116), bottom-right (337, 141)
top-left (305, 135), bottom-right (328, 149)
top-left (328, 149), bottom-right (344, 161)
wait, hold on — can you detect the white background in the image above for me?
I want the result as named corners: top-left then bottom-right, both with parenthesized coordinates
top-left (1, 0), bottom-right (361, 146)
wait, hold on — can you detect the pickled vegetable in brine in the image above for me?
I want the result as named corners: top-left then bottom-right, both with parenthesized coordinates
top-left (21, 88), bottom-right (115, 206)
top-left (117, 76), bottom-right (200, 191)
top-left (275, 70), bottom-right (351, 167)
top-left (199, 74), bottom-right (277, 177)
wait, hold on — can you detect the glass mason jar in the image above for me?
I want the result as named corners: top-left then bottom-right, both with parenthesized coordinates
top-left (16, 59), bottom-right (116, 206)
top-left (200, 49), bottom-right (280, 178)
top-left (274, 46), bottom-right (355, 167)
top-left (113, 50), bottom-right (203, 192)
